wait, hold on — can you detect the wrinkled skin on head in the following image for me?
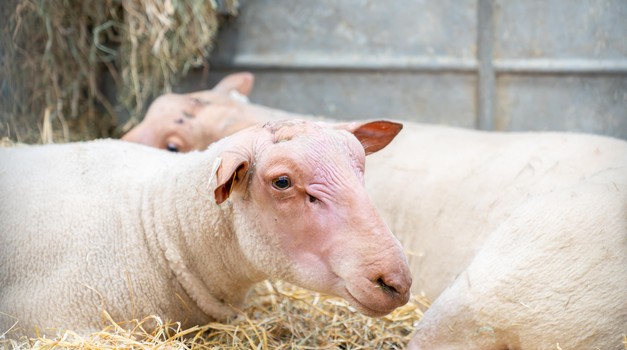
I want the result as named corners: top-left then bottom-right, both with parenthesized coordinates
top-left (212, 119), bottom-right (411, 316)
top-left (123, 74), bottom-right (413, 315)
top-left (122, 72), bottom-right (290, 152)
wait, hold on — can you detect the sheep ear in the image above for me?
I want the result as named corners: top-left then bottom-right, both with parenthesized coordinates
top-left (336, 120), bottom-right (403, 155)
top-left (213, 72), bottom-right (255, 96)
top-left (213, 152), bottom-right (250, 204)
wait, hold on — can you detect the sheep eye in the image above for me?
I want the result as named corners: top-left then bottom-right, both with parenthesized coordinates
top-left (272, 176), bottom-right (291, 190)
top-left (308, 194), bottom-right (318, 203)
top-left (166, 143), bottom-right (179, 152)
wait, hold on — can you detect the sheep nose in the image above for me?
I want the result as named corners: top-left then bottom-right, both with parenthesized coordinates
top-left (374, 272), bottom-right (411, 304)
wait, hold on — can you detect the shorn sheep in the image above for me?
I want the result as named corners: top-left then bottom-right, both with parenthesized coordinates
top-left (0, 119), bottom-right (412, 337)
top-left (124, 72), bottom-right (627, 349)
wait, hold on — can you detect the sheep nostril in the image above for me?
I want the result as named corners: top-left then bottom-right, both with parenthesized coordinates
top-left (376, 277), bottom-right (399, 297)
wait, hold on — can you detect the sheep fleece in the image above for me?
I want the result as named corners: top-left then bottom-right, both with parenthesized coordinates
top-left (0, 140), bottom-right (242, 335)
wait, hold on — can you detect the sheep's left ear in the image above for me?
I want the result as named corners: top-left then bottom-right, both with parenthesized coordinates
top-left (336, 120), bottom-right (403, 155)
top-left (213, 72), bottom-right (255, 96)
top-left (213, 151), bottom-right (250, 204)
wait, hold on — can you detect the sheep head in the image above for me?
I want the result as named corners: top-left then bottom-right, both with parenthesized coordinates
top-left (212, 119), bottom-right (411, 316)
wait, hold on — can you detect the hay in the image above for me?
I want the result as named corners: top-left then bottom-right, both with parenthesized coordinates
top-left (0, 0), bottom-right (237, 144)
top-left (0, 281), bottom-right (429, 349)
top-left (0, 137), bottom-right (18, 148)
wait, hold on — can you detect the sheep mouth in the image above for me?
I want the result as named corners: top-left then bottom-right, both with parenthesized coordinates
top-left (342, 287), bottom-right (394, 317)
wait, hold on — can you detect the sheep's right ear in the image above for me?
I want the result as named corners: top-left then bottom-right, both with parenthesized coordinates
top-left (213, 152), bottom-right (250, 204)
top-left (334, 120), bottom-right (403, 155)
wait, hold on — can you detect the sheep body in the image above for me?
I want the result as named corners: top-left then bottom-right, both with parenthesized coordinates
top-left (0, 120), bottom-right (412, 337)
top-left (366, 123), bottom-right (627, 300)
top-left (1, 140), bottom-right (239, 334)
top-left (369, 123), bottom-right (627, 349)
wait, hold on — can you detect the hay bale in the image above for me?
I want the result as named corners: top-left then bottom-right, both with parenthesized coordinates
top-left (0, 281), bottom-right (428, 349)
top-left (0, 0), bottom-right (237, 144)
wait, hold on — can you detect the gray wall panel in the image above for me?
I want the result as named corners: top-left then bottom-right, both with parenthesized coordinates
top-left (208, 71), bottom-right (477, 126)
top-left (212, 0), bottom-right (478, 61)
top-left (494, 0), bottom-right (627, 59)
top-left (176, 0), bottom-right (627, 139)
top-left (496, 74), bottom-right (627, 137)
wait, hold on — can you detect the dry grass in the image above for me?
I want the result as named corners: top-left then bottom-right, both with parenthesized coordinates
top-left (0, 281), bottom-right (428, 349)
top-left (0, 0), bottom-right (237, 144)
top-left (0, 137), bottom-right (18, 148)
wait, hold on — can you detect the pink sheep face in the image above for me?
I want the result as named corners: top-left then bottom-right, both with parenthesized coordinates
top-left (214, 119), bottom-right (411, 316)
top-left (122, 72), bottom-right (258, 152)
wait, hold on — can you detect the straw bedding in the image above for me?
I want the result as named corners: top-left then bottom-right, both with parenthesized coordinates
top-left (0, 281), bottom-right (429, 349)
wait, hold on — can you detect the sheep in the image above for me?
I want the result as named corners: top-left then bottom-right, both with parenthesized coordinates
top-left (376, 125), bottom-right (627, 350)
top-left (0, 119), bottom-right (412, 337)
top-left (121, 72), bottom-right (296, 153)
top-left (123, 72), bottom-right (627, 349)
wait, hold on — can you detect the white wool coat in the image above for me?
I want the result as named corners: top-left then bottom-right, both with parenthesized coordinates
top-left (364, 123), bottom-right (627, 349)
top-left (0, 140), bottom-right (256, 335)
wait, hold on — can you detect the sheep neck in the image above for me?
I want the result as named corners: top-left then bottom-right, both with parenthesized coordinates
top-left (139, 150), bottom-right (266, 321)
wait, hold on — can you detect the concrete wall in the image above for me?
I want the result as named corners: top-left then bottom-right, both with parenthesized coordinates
top-left (179, 0), bottom-right (627, 139)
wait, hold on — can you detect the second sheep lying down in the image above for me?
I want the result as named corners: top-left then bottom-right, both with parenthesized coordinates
top-left (0, 119), bottom-right (412, 337)
top-left (123, 73), bottom-right (627, 349)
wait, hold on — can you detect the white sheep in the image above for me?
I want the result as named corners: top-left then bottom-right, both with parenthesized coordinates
top-left (372, 123), bottom-right (627, 350)
top-left (0, 119), bottom-right (412, 337)
top-left (123, 72), bottom-right (627, 349)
